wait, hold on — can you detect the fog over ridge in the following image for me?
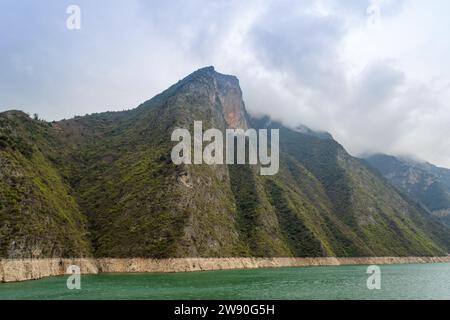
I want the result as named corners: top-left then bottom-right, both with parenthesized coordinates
top-left (1, 0), bottom-right (450, 167)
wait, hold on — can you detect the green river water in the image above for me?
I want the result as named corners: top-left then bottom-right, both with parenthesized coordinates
top-left (1, 263), bottom-right (450, 300)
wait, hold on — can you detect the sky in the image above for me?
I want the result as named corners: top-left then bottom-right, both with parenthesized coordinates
top-left (1, 0), bottom-right (450, 167)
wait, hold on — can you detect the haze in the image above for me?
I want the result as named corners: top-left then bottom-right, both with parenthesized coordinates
top-left (1, 0), bottom-right (450, 167)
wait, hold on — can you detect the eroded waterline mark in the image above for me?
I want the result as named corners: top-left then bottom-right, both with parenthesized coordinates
top-left (171, 121), bottom-right (279, 175)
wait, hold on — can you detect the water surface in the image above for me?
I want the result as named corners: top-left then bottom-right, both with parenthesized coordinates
top-left (1, 263), bottom-right (450, 300)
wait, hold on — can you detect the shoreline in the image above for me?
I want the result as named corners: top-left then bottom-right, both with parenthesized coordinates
top-left (1, 256), bottom-right (450, 283)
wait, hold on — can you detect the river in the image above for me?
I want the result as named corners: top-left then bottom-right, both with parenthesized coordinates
top-left (1, 263), bottom-right (449, 300)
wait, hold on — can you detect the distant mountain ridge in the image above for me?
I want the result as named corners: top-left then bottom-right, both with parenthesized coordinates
top-left (1, 67), bottom-right (449, 259)
top-left (366, 154), bottom-right (450, 227)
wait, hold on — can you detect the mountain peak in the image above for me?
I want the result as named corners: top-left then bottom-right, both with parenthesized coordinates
top-left (0, 110), bottom-right (30, 119)
top-left (194, 65), bottom-right (215, 73)
top-left (186, 66), bottom-right (240, 86)
top-left (168, 67), bottom-right (247, 129)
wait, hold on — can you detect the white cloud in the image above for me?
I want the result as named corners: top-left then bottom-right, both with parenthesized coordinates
top-left (0, 0), bottom-right (450, 167)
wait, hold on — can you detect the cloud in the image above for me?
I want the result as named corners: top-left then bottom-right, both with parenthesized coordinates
top-left (249, 3), bottom-right (346, 94)
top-left (0, 0), bottom-right (450, 167)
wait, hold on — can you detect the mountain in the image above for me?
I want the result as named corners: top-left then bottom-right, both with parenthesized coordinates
top-left (1, 67), bottom-right (449, 259)
top-left (0, 111), bottom-right (91, 258)
top-left (366, 154), bottom-right (450, 227)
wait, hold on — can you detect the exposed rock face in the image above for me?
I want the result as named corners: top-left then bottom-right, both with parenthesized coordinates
top-left (213, 69), bottom-right (248, 129)
top-left (0, 259), bottom-right (98, 283)
top-left (2, 257), bottom-right (450, 283)
top-left (95, 256), bottom-right (450, 273)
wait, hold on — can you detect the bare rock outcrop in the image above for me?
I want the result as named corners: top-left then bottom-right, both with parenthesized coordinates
top-left (2, 256), bottom-right (450, 283)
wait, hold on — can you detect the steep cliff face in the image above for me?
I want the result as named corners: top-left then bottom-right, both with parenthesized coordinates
top-left (0, 67), bottom-right (449, 259)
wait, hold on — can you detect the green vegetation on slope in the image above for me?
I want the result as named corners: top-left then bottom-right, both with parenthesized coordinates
top-left (0, 112), bottom-right (91, 258)
top-left (265, 179), bottom-right (323, 257)
top-left (1, 67), bottom-right (449, 259)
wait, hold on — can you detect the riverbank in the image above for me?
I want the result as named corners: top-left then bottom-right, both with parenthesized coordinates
top-left (1, 256), bottom-right (450, 283)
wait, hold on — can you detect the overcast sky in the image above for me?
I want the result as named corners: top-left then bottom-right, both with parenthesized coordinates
top-left (1, 0), bottom-right (450, 167)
